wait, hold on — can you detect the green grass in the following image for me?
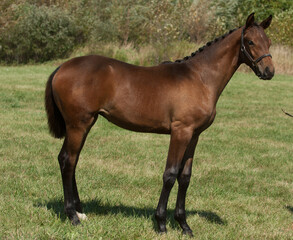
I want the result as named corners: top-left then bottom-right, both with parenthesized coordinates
top-left (0, 64), bottom-right (292, 239)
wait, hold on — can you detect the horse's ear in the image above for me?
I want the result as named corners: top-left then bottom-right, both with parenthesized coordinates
top-left (260, 15), bottom-right (272, 29)
top-left (245, 13), bottom-right (255, 29)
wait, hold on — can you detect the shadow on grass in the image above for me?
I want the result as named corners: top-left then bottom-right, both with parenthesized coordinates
top-left (37, 198), bottom-right (227, 231)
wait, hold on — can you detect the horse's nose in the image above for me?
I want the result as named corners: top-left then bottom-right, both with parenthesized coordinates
top-left (263, 66), bottom-right (274, 80)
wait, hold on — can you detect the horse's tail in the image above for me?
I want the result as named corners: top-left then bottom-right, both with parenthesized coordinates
top-left (45, 66), bottom-right (66, 139)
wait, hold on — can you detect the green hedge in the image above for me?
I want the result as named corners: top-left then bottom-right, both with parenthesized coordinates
top-left (0, 3), bottom-right (82, 63)
top-left (0, 0), bottom-right (292, 64)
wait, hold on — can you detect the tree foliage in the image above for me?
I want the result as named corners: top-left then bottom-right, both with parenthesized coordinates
top-left (0, 3), bottom-right (81, 63)
top-left (209, 0), bottom-right (293, 44)
top-left (0, 0), bottom-right (292, 63)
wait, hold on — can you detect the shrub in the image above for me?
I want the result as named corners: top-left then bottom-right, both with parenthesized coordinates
top-left (208, 0), bottom-right (293, 44)
top-left (70, 0), bottom-right (194, 46)
top-left (268, 9), bottom-right (293, 47)
top-left (0, 0), bottom-right (292, 64)
top-left (0, 3), bottom-right (81, 63)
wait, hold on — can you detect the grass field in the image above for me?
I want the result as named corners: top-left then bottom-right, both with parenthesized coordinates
top-left (0, 64), bottom-right (292, 239)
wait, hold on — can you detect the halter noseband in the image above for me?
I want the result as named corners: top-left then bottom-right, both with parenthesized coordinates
top-left (240, 28), bottom-right (272, 67)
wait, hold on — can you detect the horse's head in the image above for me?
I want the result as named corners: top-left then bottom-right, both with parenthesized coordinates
top-left (241, 13), bottom-right (275, 80)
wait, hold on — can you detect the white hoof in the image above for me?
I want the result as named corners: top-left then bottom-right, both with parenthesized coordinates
top-left (76, 212), bottom-right (88, 221)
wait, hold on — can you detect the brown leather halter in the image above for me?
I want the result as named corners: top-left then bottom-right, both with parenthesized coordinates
top-left (241, 28), bottom-right (272, 70)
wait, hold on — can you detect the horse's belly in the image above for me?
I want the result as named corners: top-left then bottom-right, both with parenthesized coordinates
top-left (98, 108), bottom-right (171, 134)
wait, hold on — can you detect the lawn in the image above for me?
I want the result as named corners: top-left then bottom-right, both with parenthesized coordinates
top-left (0, 64), bottom-right (292, 239)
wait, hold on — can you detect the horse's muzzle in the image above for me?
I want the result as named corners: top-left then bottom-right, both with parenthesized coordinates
top-left (255, 65), bottom-right (274, 80)
top-left (259, 66), bottom-right (275, 80)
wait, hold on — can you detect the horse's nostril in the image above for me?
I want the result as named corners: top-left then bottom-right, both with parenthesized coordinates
top-left (265, 67), bottom-right (270, 75)
top-left (263, 66), bottom-right (274, 79)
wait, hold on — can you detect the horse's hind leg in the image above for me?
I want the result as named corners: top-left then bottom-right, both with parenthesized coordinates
top-left (58, 116), bottom-right (97, 225)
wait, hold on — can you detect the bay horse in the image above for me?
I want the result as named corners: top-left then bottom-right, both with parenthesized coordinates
top-left (45, 13), bottom-right (274, 236)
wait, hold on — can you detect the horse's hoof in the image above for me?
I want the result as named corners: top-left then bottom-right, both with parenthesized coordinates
top-left (156, 222), bottom-right (167, 234)
top-left (155, 213), bottom-right (167, 234)
top-left (76, 212), bottom-right (88, 221)
top-left (183, 229), bottom-right (194, 237)
top-left (157, 228), bottom-right (167, 235)
top-left (71, 215), bottom-right (81, 226)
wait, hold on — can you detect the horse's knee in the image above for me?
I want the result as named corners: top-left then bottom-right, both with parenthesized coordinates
top-left (163, 168), bottom-right (178, 190)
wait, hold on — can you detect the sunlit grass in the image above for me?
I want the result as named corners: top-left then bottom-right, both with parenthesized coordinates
top-left (0, 65), bottom-right (292, 239)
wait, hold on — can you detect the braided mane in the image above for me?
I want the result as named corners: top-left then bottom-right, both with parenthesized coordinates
top-left (163, 27), bottom-right (241, 64)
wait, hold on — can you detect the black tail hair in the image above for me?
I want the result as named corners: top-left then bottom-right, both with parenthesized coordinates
top-left (44, 66), bottom-right (66, 138)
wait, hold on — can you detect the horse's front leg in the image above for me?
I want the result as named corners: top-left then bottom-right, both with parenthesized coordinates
top-left (155, 123), bottom-right (194, 233)
top-left (174, 136), bottom-right (198, 236)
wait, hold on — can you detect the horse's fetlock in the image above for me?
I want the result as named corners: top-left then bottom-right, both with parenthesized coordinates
top-left (155, 210), bottom-right (167, 233)
top-left (174, 211), bottom-right (186, 222)
top-left (155, 207), bottom-right (167, 222)
top-left (155, 208), bottom-right (166, 221)
top-left (65, 204), bottom-right (76, 216)
top-left (74, 200), bottom-right (82, 212)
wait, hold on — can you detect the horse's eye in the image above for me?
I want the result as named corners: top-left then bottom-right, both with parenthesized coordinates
top-left (248, 40), bottom-right (254, 46)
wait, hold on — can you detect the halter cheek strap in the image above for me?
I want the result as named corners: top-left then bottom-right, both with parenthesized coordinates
top-left (240, 28), bottom-right (272, 67)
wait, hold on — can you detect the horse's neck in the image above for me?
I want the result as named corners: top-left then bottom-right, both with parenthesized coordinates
top-left (189, 29), bottom-right (242, 103)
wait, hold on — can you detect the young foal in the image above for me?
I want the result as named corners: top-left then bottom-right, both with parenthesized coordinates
top-left (45, 13), bottom-right (274, 235)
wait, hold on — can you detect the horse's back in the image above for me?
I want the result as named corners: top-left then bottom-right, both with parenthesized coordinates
top-left (51, 55), bottom-right (174, 132)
